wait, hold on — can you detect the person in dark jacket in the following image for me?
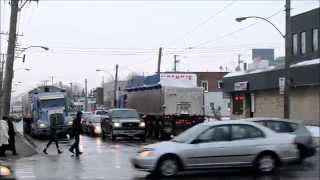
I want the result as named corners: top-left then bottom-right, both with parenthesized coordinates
top-left (3, 116), bottom-right (18, 155)
top-left (43, 115), bottom-right (62, 154)
top-left (69, 111), bottom-right (82, 157)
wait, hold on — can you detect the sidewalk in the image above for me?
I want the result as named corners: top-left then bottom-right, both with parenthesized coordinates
top-left (0, 132), bottom-right (37, 161)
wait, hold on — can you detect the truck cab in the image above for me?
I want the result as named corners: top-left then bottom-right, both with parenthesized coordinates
top-left (30, 92), bottom-right (72, 137)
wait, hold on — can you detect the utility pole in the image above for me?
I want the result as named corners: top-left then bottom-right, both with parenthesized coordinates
top-left (157, 47), bottom-right (163, 74)
top-left (114, 64), bottom-right (118, 108)
top-left (173, 55), bottom-right (180, 72)
top-left (69, 82), bottom-right (73, 98)
top-left (1, 0), bottom-right (19, 117)
top-left (284, 0), bottom-right (291, 119)
top-left (84, 79), bottom-right (88, 112)
top-left (50, 76), bottom-right (54, 86)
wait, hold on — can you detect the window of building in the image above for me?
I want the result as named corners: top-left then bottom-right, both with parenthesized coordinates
top-left (293, 33), bottom-right (298, 55)
top-left (232, 95), bottom-right (244, 115)
top-left (201, 81), bottom-right (208, 92)
top-left (313, 28), bottom-right (319, 52)
top-left (300, 31), bottom-right (306, 54)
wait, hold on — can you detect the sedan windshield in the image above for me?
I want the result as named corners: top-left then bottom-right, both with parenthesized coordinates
top-left (111, 110), bottom-right (139, 119)
top-left (172, 124), bottom-right (209, 143)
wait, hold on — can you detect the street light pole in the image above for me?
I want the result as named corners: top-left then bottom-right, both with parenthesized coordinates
top-left (284, 0), bottom-right (291, 119)
top-left (114, 64), bottom-right (119, 108)
top-left (235, 0), bottom-right (291, 118)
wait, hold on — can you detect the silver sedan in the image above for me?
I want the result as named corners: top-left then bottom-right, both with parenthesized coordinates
top-left (131, 120), bottom-right (298, 177)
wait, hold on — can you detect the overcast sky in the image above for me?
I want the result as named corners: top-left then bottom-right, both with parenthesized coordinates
top-left (0, 0), bottom-right (318, 97)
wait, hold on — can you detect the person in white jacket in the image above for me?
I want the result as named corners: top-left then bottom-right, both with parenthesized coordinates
top-left (0, 118), bottom-right (9, 157)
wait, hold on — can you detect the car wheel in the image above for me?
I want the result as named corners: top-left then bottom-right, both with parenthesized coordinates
top-left (157, 158), bottom-right (179, 177)
top-left (255, 154), bottom-right (277, 174)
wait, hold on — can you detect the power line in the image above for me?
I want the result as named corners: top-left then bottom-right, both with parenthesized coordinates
top-left (187, 9), bottom-right (284, 50)
top-left (166, 0), bottom-right (237, 47)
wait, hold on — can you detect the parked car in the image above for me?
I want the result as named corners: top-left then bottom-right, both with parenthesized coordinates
top-left (94, 110), bottom-right (108, 117)
top-left (81, 112), bottom-right (93, 134)
top-left (131, 120), bottom-right (298, 177)
top-left (85, 115), bottom-right (102, 136)
top-left (246, 118), bottom-right (316, 162)
top-left (101, 108), bottom-right (146, 141)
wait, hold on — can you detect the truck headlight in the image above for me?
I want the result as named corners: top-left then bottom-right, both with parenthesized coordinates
top-left (39, 123), bottom-right (48, 128)
top-left (94, 126), bottom-right (102, 134)
top-left (139, 150), bottom-right (155, 158)
top-left (68, 121), bottom-right (73, 126)
top-left (113, 122), bottom-right (121, 128)
top-left (0, 166), bottom-right (12, 176)
top-left (139, 122), bottom-right (146, 128)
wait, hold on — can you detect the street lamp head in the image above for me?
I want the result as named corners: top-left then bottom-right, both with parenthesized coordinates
top-left (41, 46), bottom-right (49, 51)
top-left (235, 17), bottom-right (248, 22)
top-left (25, 68), bottom-right (31, 71)
top-left (96, 69), bottom-right (104, 72)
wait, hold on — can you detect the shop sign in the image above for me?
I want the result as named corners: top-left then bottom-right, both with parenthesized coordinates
top-left (234, 81), bottom-right (248, 91)
top-left (279, 77), bottom-right (285, 95)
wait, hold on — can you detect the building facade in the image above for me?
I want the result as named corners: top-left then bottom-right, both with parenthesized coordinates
top-left (222, 8), bottom-right (320, 125)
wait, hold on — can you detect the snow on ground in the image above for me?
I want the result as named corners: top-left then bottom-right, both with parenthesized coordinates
top-left (306, 126), bottom-right (320, 137)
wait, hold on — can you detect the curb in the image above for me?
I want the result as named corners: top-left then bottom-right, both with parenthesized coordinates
top-left (21, 133), bottom-right (37, 149)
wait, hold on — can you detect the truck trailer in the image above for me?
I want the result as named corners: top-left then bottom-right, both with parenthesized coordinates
top-left (126, 74), bottom-right (205, 139)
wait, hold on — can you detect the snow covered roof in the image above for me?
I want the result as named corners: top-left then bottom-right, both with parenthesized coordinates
top-left (225, 58), bottom-right (320, 78)
top-left (224, 66), bottom-right (278, 78)
top-left (290, 58), bottom-right (320, 68)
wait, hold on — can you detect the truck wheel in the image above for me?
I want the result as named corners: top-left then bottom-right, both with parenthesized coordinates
top-left (111, 131), bottom-right (116, 141)
top-left (102, 130), bottom-right (106, 139)
top-left (141, 136), bottom-right (146, 142)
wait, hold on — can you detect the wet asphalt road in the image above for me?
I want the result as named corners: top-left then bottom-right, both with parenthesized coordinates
top-left (7, 135), bottom-right (320, 180)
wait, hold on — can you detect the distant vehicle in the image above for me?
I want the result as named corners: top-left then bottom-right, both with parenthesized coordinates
top-left (126, 75), bottom-right (205, 139)
top-left (0, 162), bottom-right (15, 179)
top-left (101, 108), bottom-right (146, 141)
top-left (22, 91), bottom-right (72, 137)
top-left (246, 118), bottom-right (316, 162)
top-left (132, 120), bottom-right (298, 177)
top-left (80, 112), bottom-right (93, 134)
top-left (83, 115), bottom-right (102, 136)
top-left (94, 110), bottom-right (108, 116)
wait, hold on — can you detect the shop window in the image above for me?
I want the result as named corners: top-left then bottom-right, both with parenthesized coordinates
top-left (313, 28), bottom-right (318, 52)
top-left (292, 33), bottom-right (298, 55)
top-left (232, 95), bottom-right (244, 115)
top-left (201, 81), bottom-right (208, 92)
top-left (300, 31), bottom-right (306, 54)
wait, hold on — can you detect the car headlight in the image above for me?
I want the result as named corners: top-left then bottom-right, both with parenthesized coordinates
top-left (0, 166), bottom-right (12, 176)
top-left (113, 122), bottom-right (121, 128)
top-left (139, 122), bottom-right (146, 128)
top-left (39, 123), bottom-right (48, 128)
top-left (68, 121), bottom-right (73, 126)
top-left (139, 150), bottom-right (155, 158)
